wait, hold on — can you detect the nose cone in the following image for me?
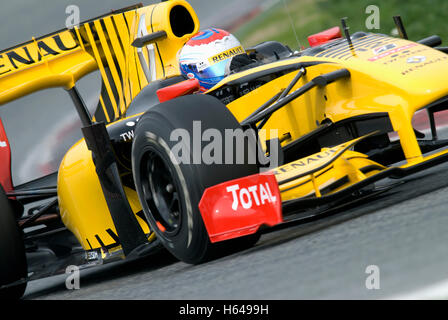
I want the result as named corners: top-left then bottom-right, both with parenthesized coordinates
top-left (312, 33), bottom-right (448, 98)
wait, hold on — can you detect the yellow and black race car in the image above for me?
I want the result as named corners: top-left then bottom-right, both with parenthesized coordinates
top-left (2, 0), bottom-right (448, 299)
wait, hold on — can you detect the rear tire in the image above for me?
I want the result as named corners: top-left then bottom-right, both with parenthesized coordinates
top-left (132, 95), bottom-right (260, 264)
top-left (0, 185), bottom-right (27, 299)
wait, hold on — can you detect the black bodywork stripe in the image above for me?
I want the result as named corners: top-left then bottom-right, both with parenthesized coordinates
top-left (86, 238), bottom-right (93, 250)
top-left (100, 18), bottom-right (124, 118)
top-left (95, 234), bottom-right (106, 248)
top-left (95, 233), bottom-right (121, 250)
top-left (106, 228), bottom-right (121, 244)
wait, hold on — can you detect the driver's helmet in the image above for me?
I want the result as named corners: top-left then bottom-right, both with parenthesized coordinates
top-left (179, 28), bottom-right (245, 92)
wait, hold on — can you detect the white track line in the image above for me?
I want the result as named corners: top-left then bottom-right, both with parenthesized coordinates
top-left (388, 279), bottom-right (448, 300)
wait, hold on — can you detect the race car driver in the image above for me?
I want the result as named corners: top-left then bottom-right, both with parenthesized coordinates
top-left (178, 28), bottom-right (256, 93)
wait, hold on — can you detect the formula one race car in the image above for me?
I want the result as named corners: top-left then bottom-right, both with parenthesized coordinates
top-left (2, 0), bottom-right (448, 299)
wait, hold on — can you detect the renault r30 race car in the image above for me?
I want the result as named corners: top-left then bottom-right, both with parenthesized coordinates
top-left (2, 0), bottom-right (448, 299)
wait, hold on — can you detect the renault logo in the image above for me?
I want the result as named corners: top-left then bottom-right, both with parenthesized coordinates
top-left (407, 56), bottom-right (426, 63)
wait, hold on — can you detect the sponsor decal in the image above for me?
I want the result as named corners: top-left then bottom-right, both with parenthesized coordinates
top-left (368, 43), bottom-right (417, 62)
top-left (209, 46), bottom-right (244, 64)
top-left (195, 60), bottom-right (210, 72)
top-left (372, 43), bottom-right (397, 55)
top-left (381, 47), bottom-right (428, 65)
top-left (0, 141), bottom-right (6, 147)
top-left (226, 182), bottom-right (277, 211)
top-left (120, 130), bottom-right (134, 142)
top-left (401, 55), bottom-right (448, 75)
top-left (0, 34), bottom-right (78, 76)
top-left (198, 173), bottom-right (282, 243)
top-left (272, 147), bottom-right (338, 175)
top-left (407, 56), bottom-right (426, 64)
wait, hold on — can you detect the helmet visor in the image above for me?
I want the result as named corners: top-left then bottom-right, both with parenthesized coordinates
top-left (182, 60), bottom-right (227, 80)
top-left (181, 60), bottom-right (228, 90)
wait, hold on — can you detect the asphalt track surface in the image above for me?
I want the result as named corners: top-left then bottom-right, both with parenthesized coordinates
top-left (23, 157), bottom-right (448, 300)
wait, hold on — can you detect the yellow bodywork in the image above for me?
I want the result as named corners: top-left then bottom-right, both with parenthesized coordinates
top-left (58, 138), bottom-right (152, 250)
top-left (55, 1), bottom-right (200, 250)
top-left (1, 1), bottom-right (448, 252)
top-left (271, 136), bottom-right (386, 201)
top-left (0, 0), bottom-right (200, 251)
top-left (220, 35), bottom-right (448, 200)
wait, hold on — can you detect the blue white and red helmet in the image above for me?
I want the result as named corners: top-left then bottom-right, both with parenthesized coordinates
top-left (178, 28), bottom-right (245, 92)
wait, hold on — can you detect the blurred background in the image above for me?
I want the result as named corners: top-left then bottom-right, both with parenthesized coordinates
top-left (0, 0), bottom-right (445, 186)
top-left (235, 0), bottom-right (448, 50)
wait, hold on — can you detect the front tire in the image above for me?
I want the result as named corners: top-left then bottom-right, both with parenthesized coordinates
top-left (132, 95), bottom-right (259, 264)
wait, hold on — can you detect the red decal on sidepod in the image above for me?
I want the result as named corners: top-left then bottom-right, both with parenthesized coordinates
top-left (0, 117), bottom-right (13, 193)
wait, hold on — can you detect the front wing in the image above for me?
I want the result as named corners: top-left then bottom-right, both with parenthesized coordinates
top-left (198, 134), bottom-right (448, 242)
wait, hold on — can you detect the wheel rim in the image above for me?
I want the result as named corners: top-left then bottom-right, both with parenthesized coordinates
top-left (140, 150), bottom-right (182, 236)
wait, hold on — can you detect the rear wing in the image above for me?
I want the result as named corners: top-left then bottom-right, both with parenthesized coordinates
top-left (0, 0), bottom-right (199, 122)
